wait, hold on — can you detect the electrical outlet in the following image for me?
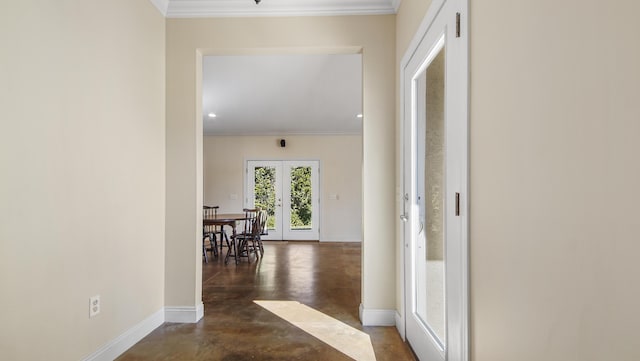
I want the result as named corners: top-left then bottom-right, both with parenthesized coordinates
top-left (89, 295), bottom-right (100, 318)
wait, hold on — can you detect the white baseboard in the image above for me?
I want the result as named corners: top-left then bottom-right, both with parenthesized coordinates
top-left (319, 239), bottom-right (362, 243)
top-left (359, 303), bottom-right (396, 326)
top-left (165, 302), bottom-right (204, 323)
top-left (395, 311), bottom-right (405, 340)
top-left (82, 308), bottom-right (164, 361)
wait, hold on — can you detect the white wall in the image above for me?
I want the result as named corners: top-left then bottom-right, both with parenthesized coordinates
top-left (0, 0), bottom-right (166, 360)
top-left (204, 135), bottom-right (362, 242)
top-left (469, 1), bottom-right (640, 360)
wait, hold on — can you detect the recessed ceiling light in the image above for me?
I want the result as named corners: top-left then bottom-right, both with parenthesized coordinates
top-left (356, 114), bottom-right (363, 118)
top-left (208, 113), bottom-right (217, 118)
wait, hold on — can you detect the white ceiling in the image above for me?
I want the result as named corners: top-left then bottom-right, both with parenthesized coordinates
top-left (150, 0), bottom-right (392, 136)
top-left (151, 0), bottom-right (400, 18)
top-left (202, 54), bottom-right (363, 135)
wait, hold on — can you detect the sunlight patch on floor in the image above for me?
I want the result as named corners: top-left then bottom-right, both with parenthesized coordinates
top-left (254, 300), bottom-right (377, 361)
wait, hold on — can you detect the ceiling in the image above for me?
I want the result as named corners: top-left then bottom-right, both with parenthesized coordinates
top-left (151, 0), bottom-right (401, 18)
top-left (202, 54), bottom-right (363, 135)
top-left (151, 0), bottom-right (393, 136)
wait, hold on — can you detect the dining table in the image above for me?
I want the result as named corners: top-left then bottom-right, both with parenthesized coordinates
top-left (203, 213), bottom-right (249, 264)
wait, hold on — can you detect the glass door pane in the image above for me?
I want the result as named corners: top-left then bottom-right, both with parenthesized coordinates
top-left (247, 160), bottom-right (282, 240)
top-left (254, 166), bottom-right (277, 232)
top-left (415, 44), bottom-right (446, 345)
top-left (282, 161), bottom-right (319, 240)
top-left (289, 166), bottom-right (313, 231)
top-left (424, 48), bottom-right (446, 342)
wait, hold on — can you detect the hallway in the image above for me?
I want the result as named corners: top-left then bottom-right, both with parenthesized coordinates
top-left (118, 242), bottom-right (414, 360)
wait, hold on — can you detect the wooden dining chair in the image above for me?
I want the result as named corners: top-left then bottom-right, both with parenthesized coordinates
top-left (202, 206), bottom-right (218, 263)
top-left (203, 205), bottom-right (228, 262)
top-left (233, 208), bottom-right (261, 262)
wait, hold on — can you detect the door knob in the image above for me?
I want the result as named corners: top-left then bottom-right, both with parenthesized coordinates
top-left (400, 214), bottom-right (408, 222)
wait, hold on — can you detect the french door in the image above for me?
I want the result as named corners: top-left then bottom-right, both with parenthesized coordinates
top-left (246, 160), bottom-right (320, 241)
top-left (401, 0), bottom-right (468, 360)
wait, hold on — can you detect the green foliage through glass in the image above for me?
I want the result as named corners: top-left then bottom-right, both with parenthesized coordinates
top-left (254, 167), bottom-right (276, 229)
top-left (289, 166), bottom-right (312, 229)
top-left (253, 165), bottom-right (313, 232)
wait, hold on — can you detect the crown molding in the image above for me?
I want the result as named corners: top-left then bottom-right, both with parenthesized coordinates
top-left (203, 130), bottom-right (363, 136)
top-left (149, 0), bottom-right (170, 16)
top-left (391, 0), bottom-right (402, 12)
top-left (166, 0), bottom-right (397, 18)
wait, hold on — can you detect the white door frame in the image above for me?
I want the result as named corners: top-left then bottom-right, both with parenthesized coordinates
top-left (247, 160), bottom-right (284, 240)
top-left (246, 159), bottom-right (320, 241)
top-left (281, 160), bottom-right (320, 240)
top-left (399, 0), bottom-right (469, 360)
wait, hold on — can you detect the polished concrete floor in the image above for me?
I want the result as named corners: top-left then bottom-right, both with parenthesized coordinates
top-left (118, 242), bottom-right (415, 361)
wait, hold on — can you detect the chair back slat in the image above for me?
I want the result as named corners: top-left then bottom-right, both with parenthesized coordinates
top-left (203, 205), bottom-right (219, 233)
top-left (202, 205), bottom-right (220, 263)
top-left (233, 208), bottom-right (265, 262)
top-left (242, 208), bottom-right (259, 235)
top-left (203, 205), bottom-right (218, 219)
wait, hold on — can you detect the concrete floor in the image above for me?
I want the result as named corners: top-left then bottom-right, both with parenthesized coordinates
top-left (118, 242), bottom-right (415, 361)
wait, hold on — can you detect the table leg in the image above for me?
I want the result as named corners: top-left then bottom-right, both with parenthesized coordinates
top-left (232, 224), bottom-right (239, 264)
top-left (224, 224), bottom-right (232, 264)
top-left (224, 223), bottom-right (240, 265)
top-left (220, 227), bottom-right (228, 255)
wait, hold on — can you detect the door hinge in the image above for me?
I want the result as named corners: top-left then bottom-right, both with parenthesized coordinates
top-left (456, 12), bottom-right (461, 38)
top-left (455, 192), bottom-right (460, 216)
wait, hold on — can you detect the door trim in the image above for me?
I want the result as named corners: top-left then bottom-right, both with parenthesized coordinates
top-left (399, 0), bottom-right (469, 360)
top-left (245, 159), bottom-right (321, 241)
top-left (246, 160), bottom-right (284, 240)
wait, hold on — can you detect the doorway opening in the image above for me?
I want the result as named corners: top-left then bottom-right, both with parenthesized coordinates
top-left (198, 50), bottom-right (364, 320)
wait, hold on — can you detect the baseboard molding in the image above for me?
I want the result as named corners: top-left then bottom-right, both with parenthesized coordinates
top-left (165, 302), bottom-right (204, 323)
top-left (319, 239), bottom-right (362, 243)
top-left (359, 304), bottom-right (396, 326)
top-left (82, 308), bottom-right (164, 361)
top-left (395, 311), bottom-right (405, 340)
